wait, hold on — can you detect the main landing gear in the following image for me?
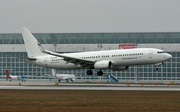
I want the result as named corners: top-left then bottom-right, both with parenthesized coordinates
top-left (87, 70), bottom-right (103, 76)
top-left (87, 69), bottom-right (93, 75)
top-left (97, 70), bottom-right (103, 76)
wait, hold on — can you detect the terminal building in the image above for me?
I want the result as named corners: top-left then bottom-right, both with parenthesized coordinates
top-left (0, 32), bottom-right (180, 82)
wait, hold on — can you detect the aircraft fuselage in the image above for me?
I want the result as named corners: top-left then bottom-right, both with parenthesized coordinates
top-left (27, 48), bottom-right (171, 70)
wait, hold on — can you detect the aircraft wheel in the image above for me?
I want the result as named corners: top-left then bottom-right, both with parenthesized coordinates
top-left (155, 67), bottom-right (158, 71)
top-left (97, 70), bottom-right (103, 76)
top-left (87, 70), bottom-right (93, 75)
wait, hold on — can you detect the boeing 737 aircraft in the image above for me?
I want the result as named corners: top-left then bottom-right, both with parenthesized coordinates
top-left (6, 69), bottom-right (26, 82)
top-left (13, 27), bottom-right (172, 76)
top-left (51, 69), bottom-right (75, 82)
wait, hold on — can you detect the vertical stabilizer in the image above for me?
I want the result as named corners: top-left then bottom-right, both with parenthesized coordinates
top-left (52, 69), bottom-right (58, 82)
top-left (51, 69), bottom-right (56, 76)
top-left (6, 69), bottom-right (11, 79)
top-left (21, 27), bottom-right (44, 57)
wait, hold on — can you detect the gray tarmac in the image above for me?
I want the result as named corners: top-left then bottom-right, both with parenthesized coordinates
top-left (0, 80), bottom-right (180, 91)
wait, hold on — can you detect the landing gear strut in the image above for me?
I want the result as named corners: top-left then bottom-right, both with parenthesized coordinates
top-left (87, 69), bottom-right (93, 75)
top-left (97, 70), bottom-right (103, 76)
top-left (155, 66), bottom-right (158, 71)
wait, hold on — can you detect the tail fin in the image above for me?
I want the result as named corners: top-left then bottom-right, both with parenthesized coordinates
top-left (6, 69), bottom-right (11, 79)
top-left (51, 69), bottom-right (56, 77)
top-left (21, 27), bottom-right (45, 57)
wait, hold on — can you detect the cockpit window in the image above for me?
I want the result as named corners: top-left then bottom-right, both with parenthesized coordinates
top-left (157, 51), bottom-right (165, 54)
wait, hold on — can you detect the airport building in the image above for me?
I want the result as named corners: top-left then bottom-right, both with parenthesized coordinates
top-left (0, 32), bottom-right (180, 82)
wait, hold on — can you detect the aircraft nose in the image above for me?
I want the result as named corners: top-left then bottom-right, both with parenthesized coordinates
top-left (166, 54), bottom-right (172, 60)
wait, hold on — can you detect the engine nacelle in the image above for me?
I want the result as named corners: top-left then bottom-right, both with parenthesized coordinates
top-left (112, 66), bottom-right (129, 71)
top-left (94, 60), bottom-right (112, 70)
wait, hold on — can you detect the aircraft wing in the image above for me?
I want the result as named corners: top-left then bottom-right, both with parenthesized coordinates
top-left (40, 46), bottom-right (95, 68)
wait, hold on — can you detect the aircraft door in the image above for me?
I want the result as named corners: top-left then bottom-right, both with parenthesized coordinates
top-left (149, 50), bottom-right (153, 58)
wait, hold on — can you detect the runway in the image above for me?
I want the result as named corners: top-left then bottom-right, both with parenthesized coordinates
top-left (0, 85), bottom-right (180, 91)
top-left (0, 80), bottom-right (180, 91)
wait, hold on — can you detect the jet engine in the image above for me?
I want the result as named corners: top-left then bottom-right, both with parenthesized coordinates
top-left (112, 66), bottom-right (129, 71)
top-left (94, 60), bottom-right (112, 69)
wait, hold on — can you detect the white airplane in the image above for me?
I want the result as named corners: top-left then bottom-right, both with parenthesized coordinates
top-left (51, 69), bottom-right (75, 82)
top-left (13, 27), bottom-right (172, 76)
top-left (6, 69), bottom-right (26, 82)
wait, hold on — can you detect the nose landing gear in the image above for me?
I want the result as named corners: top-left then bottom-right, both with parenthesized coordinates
top-left (155, 66), bottom-right (158, 71)
top-left (154, 63), bottom-right (163, 71)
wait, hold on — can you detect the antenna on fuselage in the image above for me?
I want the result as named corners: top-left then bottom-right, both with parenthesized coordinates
top-left (97, 44), bottom-right (104, 51)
